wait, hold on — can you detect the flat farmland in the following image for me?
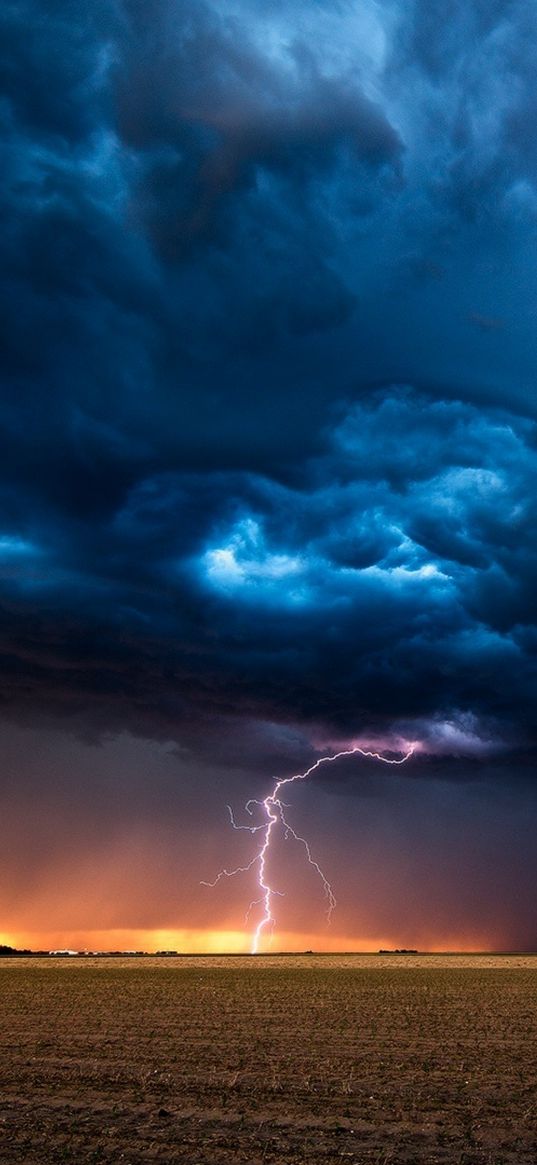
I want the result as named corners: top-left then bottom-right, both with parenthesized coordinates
top-left (1, 955), bottom-right (537, 1164)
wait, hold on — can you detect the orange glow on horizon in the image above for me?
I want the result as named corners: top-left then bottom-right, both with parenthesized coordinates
top-left (0, 926), bottom-right (501, 955)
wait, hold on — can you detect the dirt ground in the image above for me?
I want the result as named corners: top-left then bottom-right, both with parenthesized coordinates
top-left (1, 954), bottom-right (537, 1164)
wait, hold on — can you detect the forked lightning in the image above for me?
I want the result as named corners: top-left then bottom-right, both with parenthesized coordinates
top-left (203, 742), bottom-right (415, 952)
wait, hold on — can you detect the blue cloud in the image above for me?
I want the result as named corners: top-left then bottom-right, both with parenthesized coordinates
top-left (0, 0), bottom-right (536, 771)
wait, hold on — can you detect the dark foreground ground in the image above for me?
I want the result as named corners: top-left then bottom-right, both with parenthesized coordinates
top-left (1, 954), bottom-right (537, 1164)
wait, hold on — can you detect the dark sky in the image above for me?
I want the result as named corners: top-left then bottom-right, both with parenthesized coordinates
top-left (1, 0), bottom-right (537, 951)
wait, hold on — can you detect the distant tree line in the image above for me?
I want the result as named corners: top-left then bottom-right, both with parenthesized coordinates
top-left (0, 945), bottom-right (180, 958)
top-left (378, 949), bottom-right (418, 954)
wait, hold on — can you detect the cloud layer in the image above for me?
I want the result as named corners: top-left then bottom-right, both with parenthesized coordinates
top-left (1, 0), bottom-right (537, 774)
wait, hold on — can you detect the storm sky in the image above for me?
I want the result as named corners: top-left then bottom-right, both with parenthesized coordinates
top-left (2, 0), bottom-right (537, 951)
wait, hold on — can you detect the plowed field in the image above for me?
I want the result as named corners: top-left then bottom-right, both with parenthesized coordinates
top-left (1, 955), bottom-right (536, 1163)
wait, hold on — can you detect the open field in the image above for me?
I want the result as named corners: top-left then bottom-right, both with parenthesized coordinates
top-left (1, 955), bottom-right (537, 1164)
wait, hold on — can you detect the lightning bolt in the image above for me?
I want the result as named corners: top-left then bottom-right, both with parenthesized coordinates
top-left (202, 742), bottom-right (416, 953)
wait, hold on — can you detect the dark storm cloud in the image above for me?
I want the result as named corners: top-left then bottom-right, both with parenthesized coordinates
top-left (114, 0), bottom-right (401, 255)
top-left (1, 0), bottom-right (114, 143)
top-left (1, 0), bottom-right (537, 776)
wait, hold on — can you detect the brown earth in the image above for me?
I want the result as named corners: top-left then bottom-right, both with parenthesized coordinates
top-left (1, 954), bottom-right (537, 1164)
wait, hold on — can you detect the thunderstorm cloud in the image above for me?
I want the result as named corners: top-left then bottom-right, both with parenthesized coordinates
top-left (1, 0), bottom-right (537, 781)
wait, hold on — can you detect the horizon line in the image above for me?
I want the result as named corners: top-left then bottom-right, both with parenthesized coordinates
top-left (2, 946), bottom-right (537, 958)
